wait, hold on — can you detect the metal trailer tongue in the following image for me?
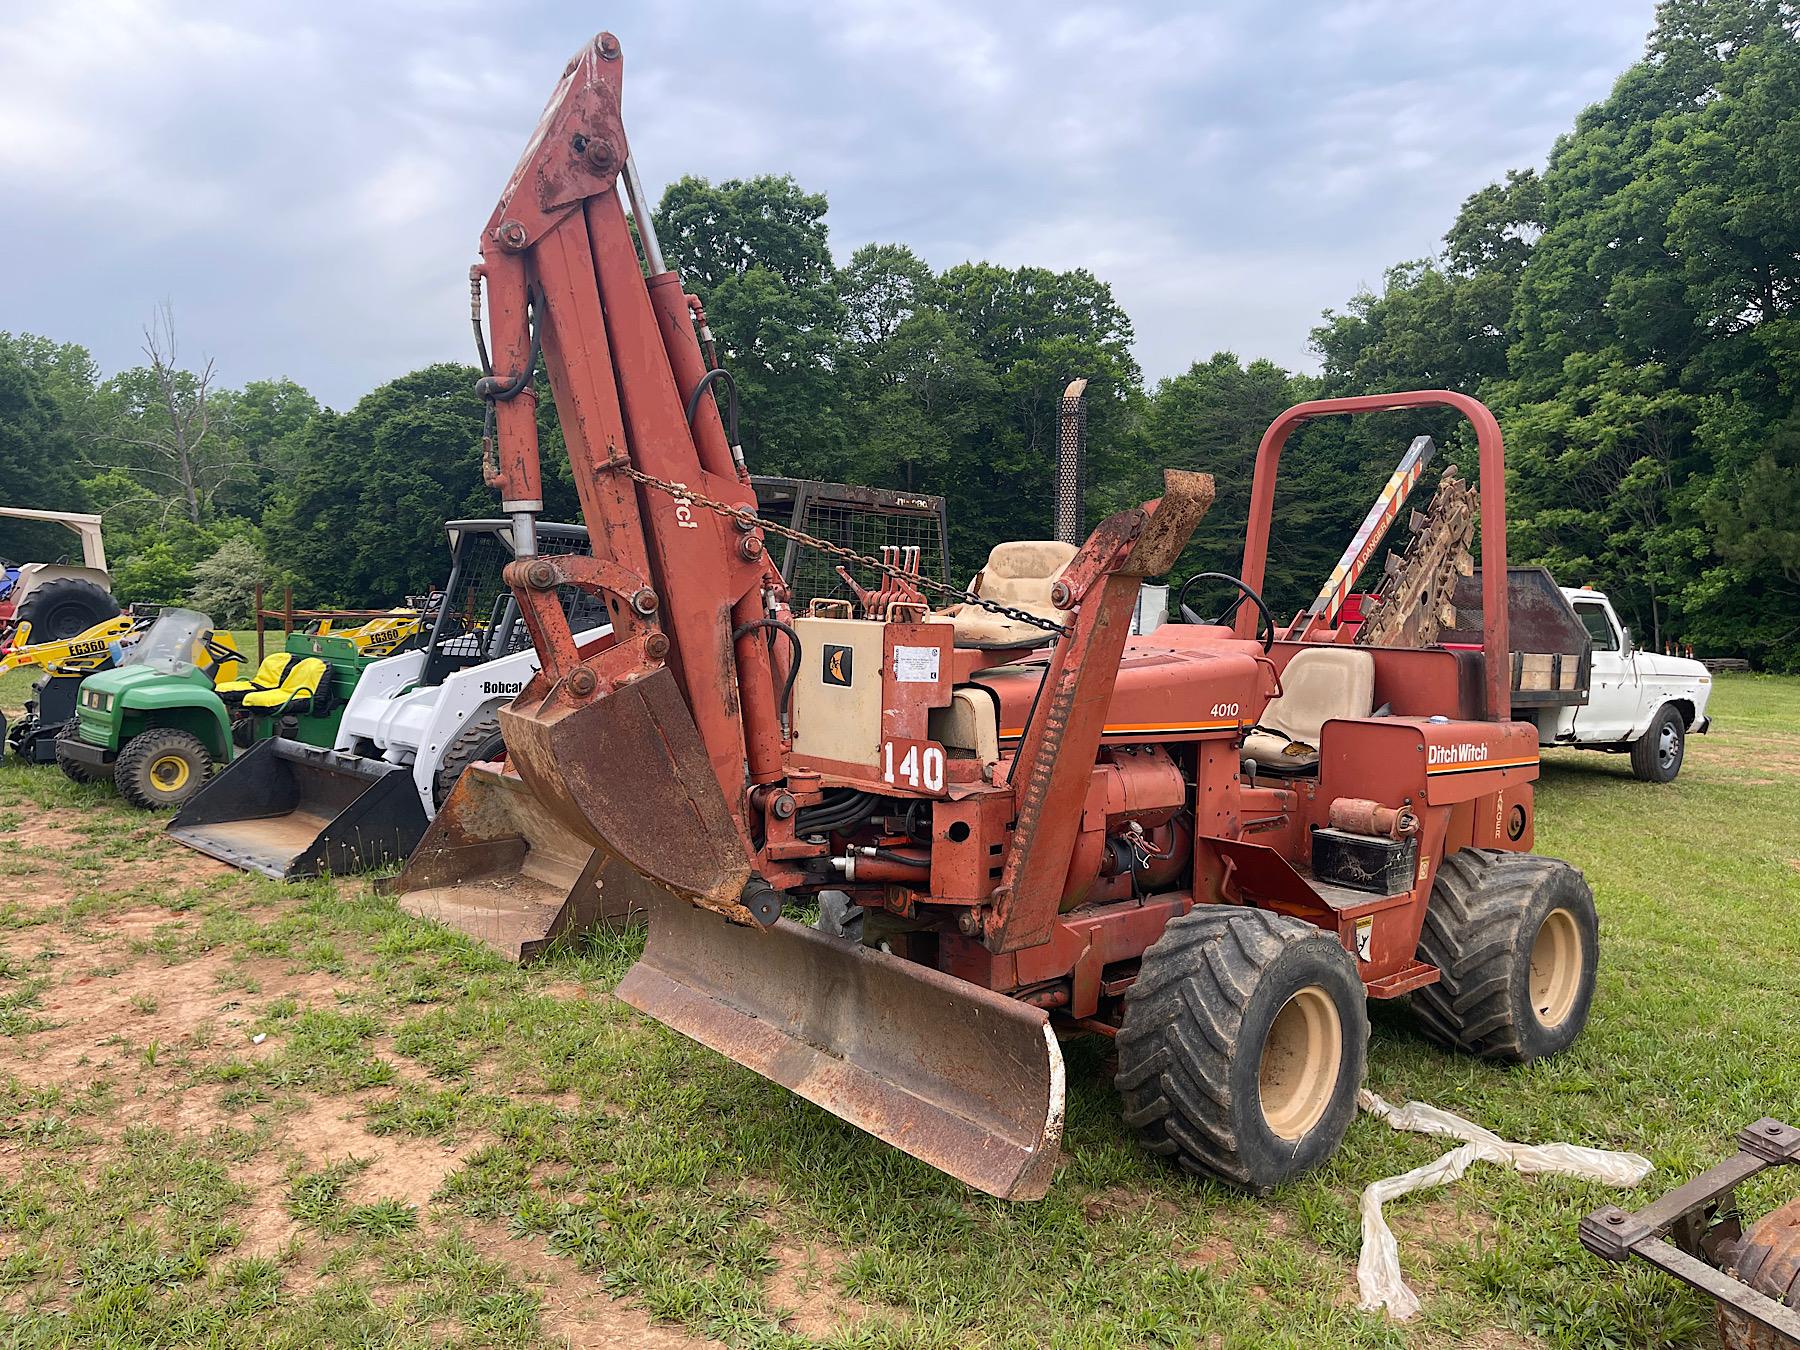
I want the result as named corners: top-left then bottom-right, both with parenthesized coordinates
top-left (167, 738), bottom-right (428, 880)
top-left (618, 888), bottom-right (1067, 1202)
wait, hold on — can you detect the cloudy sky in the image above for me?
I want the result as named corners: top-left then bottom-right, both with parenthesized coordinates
top-left (1, 0), bottom-right (1655, 410)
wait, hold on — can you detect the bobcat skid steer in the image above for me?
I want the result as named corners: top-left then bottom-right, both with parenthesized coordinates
top-left (167, 519), bottom-right (607, 882)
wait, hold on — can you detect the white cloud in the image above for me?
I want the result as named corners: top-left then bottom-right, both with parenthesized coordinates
top-left (0, 0), bottom-right (1657, 404)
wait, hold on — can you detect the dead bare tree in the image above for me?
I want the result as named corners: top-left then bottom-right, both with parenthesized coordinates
top-left (85, 303), bottom-right (249, 525)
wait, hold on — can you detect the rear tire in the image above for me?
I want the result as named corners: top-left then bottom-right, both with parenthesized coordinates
top-left (114, 728), bottom-right (212, 810)
top-left (1412, 850), bottom-right (1597, 1063)
top-left (1115, 905), bottom-right (1368, 1192)
top-left (54, 723), bottom-right (98, 785)
top-left (1719, 1196), bottom-right (1800, 1350)
top-left (432, 710), bottom-right (505, 809)
top-left (14, 578), bottom-right (118, 643)
top-left (1630, 704), bottom-right (1685, 782)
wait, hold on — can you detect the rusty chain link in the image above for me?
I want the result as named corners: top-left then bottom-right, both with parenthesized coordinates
top-left (608, 462), bottom-right (1070, 638)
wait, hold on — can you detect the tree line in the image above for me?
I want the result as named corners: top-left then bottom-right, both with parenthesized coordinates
top-left (1, 0), bottom-right (1794, 666)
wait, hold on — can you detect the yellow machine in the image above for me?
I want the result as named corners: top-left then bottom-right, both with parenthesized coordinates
top-left (1, 613), bottom-right (145, 677)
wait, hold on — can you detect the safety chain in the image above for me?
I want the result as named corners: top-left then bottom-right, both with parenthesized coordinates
top-left (608, 462), bottom-right (1070, 638)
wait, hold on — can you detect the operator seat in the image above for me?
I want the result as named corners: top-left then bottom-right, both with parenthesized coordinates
top-left (1240, 647), bottom-right (1376, 774)
top-left (238, 657), bottom-right (330, 718)
top-left (946, 541), bottom-right (1076, 650)
top-left (216, 652), bottom-right (295, 706)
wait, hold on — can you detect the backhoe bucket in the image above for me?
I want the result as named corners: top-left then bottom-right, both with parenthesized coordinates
top-left (167, 739), bottom-right (428, 881)
top-left (497, 664), bottom-right (754, 920)
top-left (385, 762), bottom-right (661, 962)
top-left (618, 889), bottom-right (1066, 1201)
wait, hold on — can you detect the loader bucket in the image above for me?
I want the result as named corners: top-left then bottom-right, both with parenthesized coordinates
top-left (167, 738), bottom-right (429, 881)
top-left (618, 889), bottom-right (1067, 1201)
top-left (385, 762), bottom-right (663, 962)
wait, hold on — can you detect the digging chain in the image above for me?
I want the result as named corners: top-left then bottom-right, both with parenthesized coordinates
top-left (607, 462), bottom-right (1071, 638)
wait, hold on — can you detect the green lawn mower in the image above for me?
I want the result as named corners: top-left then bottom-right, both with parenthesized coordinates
top-left (56, 608), bottom-right (387, 810)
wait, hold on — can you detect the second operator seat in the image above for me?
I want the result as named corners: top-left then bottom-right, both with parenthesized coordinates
top-left (945, 541), bottom-right (1077, 650)
top-left (1240, 647), bottom-right (1376, 774)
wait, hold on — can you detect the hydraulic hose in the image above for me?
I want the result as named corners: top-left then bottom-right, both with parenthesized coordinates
top-left (731, 618), bottom-right (800, 728)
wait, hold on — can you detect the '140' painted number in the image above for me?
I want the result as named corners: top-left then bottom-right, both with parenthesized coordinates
top-left (882, 739), bottom-right (946, 794)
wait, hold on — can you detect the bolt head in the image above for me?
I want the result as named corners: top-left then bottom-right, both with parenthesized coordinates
top-left (958, 909), bottom-right (982, 936)
top-left (645, 633), bottom-right (670, 659)
top-left (631, 587), bottom-right (659, 616)
top-left (566, 667), bottom-right (597, 698)
top-left (525, 559), bottom-right (558, 590)
top-left (739, 535), bottom-right (764, 560)
top-left (597, 32), bottom-right (620, 60)
top-left (1050, 581), bottom-right (1074, 608)
top-left (495, 220), bottom-right (528, 251)
top-left (771, 792), bottom-right (796, 820)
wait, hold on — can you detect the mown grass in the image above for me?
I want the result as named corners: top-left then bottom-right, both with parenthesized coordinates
top-left (0, 675), bottom-right (1794, 1348)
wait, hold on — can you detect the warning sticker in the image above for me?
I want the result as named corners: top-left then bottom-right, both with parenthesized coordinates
top-left (892, 644), bottom-right (941, 684)
top-left (1354, 916), bottom-right (1374, 963)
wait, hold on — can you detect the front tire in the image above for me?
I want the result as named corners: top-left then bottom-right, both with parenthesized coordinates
top-left (1116, 905), bottom-right (1368, 1192)
top-left (1413, 850), bottom-right (1597, 1062)
top-left (54, 724), bottom-right (98, 785)
top-left (14, 578), bottom-right (119, 643)
top-left (114, 728), bottom-right (213, 810)
top-left (1630, 704), bottom-right (1685, 782)
top-left (432, 710), bottom-right (505, 808)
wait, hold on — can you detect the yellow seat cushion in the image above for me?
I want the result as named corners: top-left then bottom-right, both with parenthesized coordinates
top-left (239, 657), bottom-right (327, 711)
top-left (218, 652), bottom-right (293, 696)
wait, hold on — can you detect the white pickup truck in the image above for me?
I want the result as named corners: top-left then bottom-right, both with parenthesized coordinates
top-left (1522, 585), bottom-right (1713, 782)
top-left (1448, 571), bottom-right (1714, 783)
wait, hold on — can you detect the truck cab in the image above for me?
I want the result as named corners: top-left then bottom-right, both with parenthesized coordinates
top-left (1539, 587), bottom-right (1712, 780)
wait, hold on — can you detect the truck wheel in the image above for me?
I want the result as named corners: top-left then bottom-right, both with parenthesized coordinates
top-left (1719, 1196), bottom-right (1800, 1350)
top-left (114, 729), bottom-right (212, 810)
top-left (1116, 905), bottom-right (1368, 1192)
top-left (432, 710), bottom-right (505, 808)
top-left (54, 723), bottom-right (98, 784)
top-left (14, 578), bottom-right (118, 643)
top-left (1413, 850), bottom-right (1597, 1063)
top-left (1629, 704), bottom-right (1685, 783)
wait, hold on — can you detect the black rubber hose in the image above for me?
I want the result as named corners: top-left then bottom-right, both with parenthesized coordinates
top-left (474, 290), bottom-right (542, 402)
top-left (684, 367), bottom-right (741, 446)
top-left (731, 618), bottom-right (801, 723)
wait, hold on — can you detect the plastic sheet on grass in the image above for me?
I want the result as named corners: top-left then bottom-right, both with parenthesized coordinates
top-left (1356, 1090), bottom-right (1652, 1320)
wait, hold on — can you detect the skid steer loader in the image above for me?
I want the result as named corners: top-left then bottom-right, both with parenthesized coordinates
top-left (166, 519), bottom-right (608, 885)
top-left (391, 33), bottom-right (1599, 1201)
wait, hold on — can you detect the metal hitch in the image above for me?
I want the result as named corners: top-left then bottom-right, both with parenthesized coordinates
top-left (166, 738), bottom-right (429, 881)
top-left (617, 889), bottom-right (1067, 1201)
top-left (384, 762), bottom-right (660, 962)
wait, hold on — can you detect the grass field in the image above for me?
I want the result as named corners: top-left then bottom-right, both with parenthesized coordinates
top-left (0, 674), bottom-right (1795, 1349)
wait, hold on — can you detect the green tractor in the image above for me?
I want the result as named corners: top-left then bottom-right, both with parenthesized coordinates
top-left (56, 608), bottom-right (388, 810)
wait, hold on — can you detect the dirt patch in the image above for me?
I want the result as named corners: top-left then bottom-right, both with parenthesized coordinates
top-left (1177, 1234), bottom-right (1239, 1271)
top-left (280, 1098), bottom-right (473, 1207)
top-left (8, 943), bottom-right (348, 1089)
top-left (1081, 1185), bottom-right (1183, 1224)
top-left (765, 1238), bottom-right (874, 1340)
top-left (0, 819), bottom-right (86, 853)
top-left (459, 1220), bottom-right (715, 1348)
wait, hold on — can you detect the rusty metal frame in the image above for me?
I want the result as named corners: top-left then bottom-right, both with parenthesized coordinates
top-left (750, 475), bottom-right (949, 607)
top-left (1580, 1119), bottom-right (1800, 1341)
top-left (1240, 392), bottom-right (1512, 721)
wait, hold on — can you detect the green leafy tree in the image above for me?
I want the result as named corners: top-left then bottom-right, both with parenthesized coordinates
top-left (655, 175), bottom-right (846, 478)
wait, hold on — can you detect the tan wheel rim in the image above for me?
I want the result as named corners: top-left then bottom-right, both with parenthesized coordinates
top-left (1258, 985), bottom-right (1343, 1141)
top-left (1529, 908), bottom-right (1582, 1029)
top-left (149, 754), bottom-right (191, 792)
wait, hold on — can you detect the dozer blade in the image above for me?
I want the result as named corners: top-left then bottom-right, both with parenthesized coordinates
top-left (167, 738), bottom-right (429, 881)
top-left (499, 664), bottom-right (753, 921)
top-left (618, 889), bottom-right (1066, 1201)
top-left (384, 762), bottom-right (662, 962)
